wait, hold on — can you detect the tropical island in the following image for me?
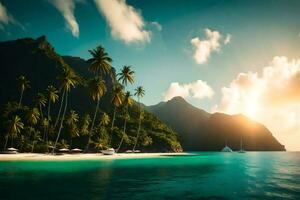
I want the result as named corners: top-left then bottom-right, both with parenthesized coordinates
top-left (0, 36), bottom-right (182, 156)
top-left (0, 36), bottom-right (285, 158)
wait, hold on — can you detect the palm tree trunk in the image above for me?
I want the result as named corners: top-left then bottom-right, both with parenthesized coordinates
top-left (53, 91), bottom-right (68, 154)
top-left (109, 106), bottom-right (116, 146)
top-left (133, 97), bottom-right (141, 151)
top-left (46, 101), bottom-right (51, 151)
top-left (31, 142), bottom-right (35, 153)
top-left (116, 114), bottom-right (127, 153)
top-left (43, 125), bottom-right (47, 142)
top-left (11, 135), bottom-right (14, 148)
top-left (18, 89), bottom-right (24, 107)
top-left (85, 100), bottom-right (100, 152)
top-left (70, 137), bottom-right (73, 149)
top-left (54, 90), bottom-right (65, 129)
top-left (4, 135), bottom-right (8, 150)
top-left (47, 101), bottom-right (51, 119)
top-left (39, 105), bottom-right (44, 119)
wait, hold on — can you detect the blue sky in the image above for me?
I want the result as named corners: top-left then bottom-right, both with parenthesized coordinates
top-left (1, 0), bottom-right (300, 149)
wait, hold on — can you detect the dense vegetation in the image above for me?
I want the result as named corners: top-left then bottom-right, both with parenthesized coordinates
top-left (0, 36), bottom-right (182, 153)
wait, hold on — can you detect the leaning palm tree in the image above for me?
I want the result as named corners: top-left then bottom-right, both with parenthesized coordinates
top-left (46, 85), bottom-right (59, 120)
top-left (85, 76), bottom-right (107, 152)
top-left (34, 93), bottom-right (47, 119)
top-left (4, 115), bottom-right (24, 149)
top-left (117, 66), bottom-right (135, 86)
top-left (88, 45), bottom-right (113, 77)
top-left (66, 110), bottom-right (79, 147)
top-left (110, 86), bottom-right (124, 140)
top-left (17, 75), bottom-right (30, 106)
top-left (45, 85), bottom-right (58, 146)
top-left (52, 68), bottom-right (78, 154)
top-left (133, 86), bottom-right (145, 151)
top-left (116, 92), bottom-right (133, 153)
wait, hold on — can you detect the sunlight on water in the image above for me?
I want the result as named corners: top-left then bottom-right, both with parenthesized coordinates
top-left (0, 152), bottom-right (299, 199)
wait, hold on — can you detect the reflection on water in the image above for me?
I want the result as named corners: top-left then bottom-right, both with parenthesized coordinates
top-left (0, 152), bottom-right (299, 200)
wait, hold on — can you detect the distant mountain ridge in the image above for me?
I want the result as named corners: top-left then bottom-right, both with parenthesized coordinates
top-left (147, 96), bottom-right (285, 151)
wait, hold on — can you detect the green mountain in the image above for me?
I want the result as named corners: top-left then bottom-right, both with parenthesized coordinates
top-left (0, 36), bottom-right (181, 152)
top-left (147, 96), bottom-right (285, 151)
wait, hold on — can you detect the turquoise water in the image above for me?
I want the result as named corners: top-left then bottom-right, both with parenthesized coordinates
top-left (0, 152), bottom-right (299, 200)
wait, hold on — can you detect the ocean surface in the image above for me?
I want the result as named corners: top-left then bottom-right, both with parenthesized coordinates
top-left (0, 152), bottom-right (299, 200)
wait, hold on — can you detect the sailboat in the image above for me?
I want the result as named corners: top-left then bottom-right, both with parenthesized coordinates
top-left (221, 140), bottom-right (233, 152)
top-left (238, 137), bottom-right (246, 153)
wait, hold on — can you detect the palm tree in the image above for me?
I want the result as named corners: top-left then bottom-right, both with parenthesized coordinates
top-left (80, 114), bottom-right (91, 136)
top-left (94, 137), bottom-right (105, 153)
top-left (88, 45), bottom-right (113, 76)
top-left (17, 75), bottom-right (30, 106)
top-left (117, 66), bottom-right (135, 86)
top-left (116, 92), bottom-right (133, 153)
top-left (110, 86), bottom-right (124, 144)
top-left (46, 85), bottom-right (59, 120)
top-left (133, 86), bottom-right (145, 151)
top-left (34, 93), bottom-right (47, 119)
top-left (25, 107), bottom-right (40, 126)
top-left (59, 139), bottom-right (69, 149)
top-left (99, 112), bottom-right (110, 127)
top-left (41, 117), bottom-right (49, 142)
top-left (66, 110), bottom-right (79, 147)
top-left (53, 68), bottom-right (78, 154)
top-left (45, 85), bottom-right (58, 146)
top-left (85, 76), bottom-right (107, 152)
top-left (4, 115), bottom-right (24, 149)
top-left (31, 130), bottom-right (41, 153)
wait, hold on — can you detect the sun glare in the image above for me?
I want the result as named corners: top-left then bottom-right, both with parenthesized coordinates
top-left (245, 101), bottom-right (258, 119)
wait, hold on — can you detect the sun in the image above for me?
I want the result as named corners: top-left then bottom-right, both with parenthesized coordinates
top-left (244, 101), bottom-right (258, 119)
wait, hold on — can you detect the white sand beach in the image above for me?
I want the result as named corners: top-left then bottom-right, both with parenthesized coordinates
top-left (0, 152), bottom-right (191, 161)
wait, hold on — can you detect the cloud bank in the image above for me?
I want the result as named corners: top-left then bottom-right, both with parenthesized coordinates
top-left (51, 0), bottom-right (80, 37)
top-left (213, 56), bottom-right (300, 150)
top-left (190, 29), bottom-right (230, 64)
top-left (163, 80), bottom-right (214, 101)
top-left (94, 0), bottom-right (151, 44)
top-left (0, 2), bottom-right (16, 29)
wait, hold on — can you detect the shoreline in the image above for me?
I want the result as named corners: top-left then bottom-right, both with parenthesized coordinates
top-left (0, 152), bottom-right (191, 161)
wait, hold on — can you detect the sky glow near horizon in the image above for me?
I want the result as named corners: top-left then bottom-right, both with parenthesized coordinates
top-left (1, 0), bottom-right (300, 150)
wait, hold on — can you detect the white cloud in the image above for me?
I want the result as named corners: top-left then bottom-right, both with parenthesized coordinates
top-left (0, 2), bottom-right (13, 25)
top-left (0, 2), bottom-right (25, 30)
top-left (190, 29), bottom-right (230, 64)
top-left (224, 34), bottom-right (231, 44)
top-left (163, 80), bottom-right (214, 101)
top-left (50, 0), bottom-right (80, 37)
top-left (151, 21), bottom-right (162, 31)
top-left (94, 0), bottom-right (151, 44)
top-left (213, 56), bottom-right (300, 150)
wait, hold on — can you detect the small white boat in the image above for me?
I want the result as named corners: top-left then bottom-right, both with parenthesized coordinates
top-left (70, 148), bottom-right (83, 154)
top-left (222, 146), bottom-right (233, 152)
top-left (101, 148), bottom-right (115, 155)
top-left (1, 147), bottom-right (18, 154)
top-left (58, 148), bottom-right (70, 154)
top-left (221, 140), bottom-right (233, 152)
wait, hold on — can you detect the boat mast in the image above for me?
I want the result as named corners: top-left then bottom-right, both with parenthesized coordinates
top-left (240, 137), bottom-right (243, 150)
